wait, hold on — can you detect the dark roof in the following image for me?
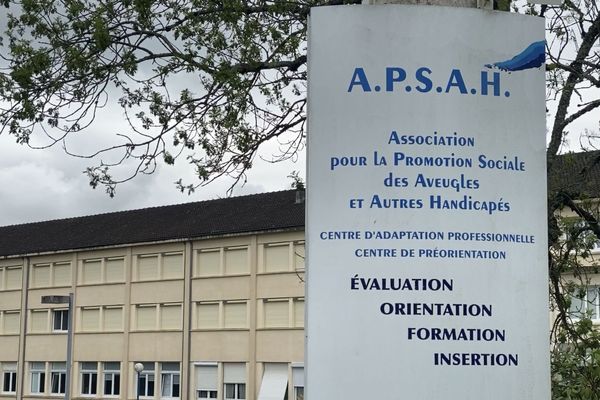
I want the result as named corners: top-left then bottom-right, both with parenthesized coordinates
top-left (0, 190), bottom-right (305, 258)
top-left (549, 150), bottom-right (600, 198)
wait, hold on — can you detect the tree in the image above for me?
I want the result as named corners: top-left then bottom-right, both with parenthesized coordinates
top-left (1, 1), bottom-right (600, 395)
top-left (0, 0), bottom-right (359, 196)
top-left (541, 1), bottom-right (600, 398)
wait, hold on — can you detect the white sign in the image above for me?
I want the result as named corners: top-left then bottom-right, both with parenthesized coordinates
top-left (306, 5), bottom-right (549, 400)
top-left (529, 0), bottom-right (562, 5)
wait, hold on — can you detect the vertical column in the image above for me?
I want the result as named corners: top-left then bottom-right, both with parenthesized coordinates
top-left (181, 241), bottom-right (193, 400)
top-left (248, 235), bottom-right (258, 400)
top-left (17, 256), bottom-right (30, 400)
top-left (68, 253), bottom-right (77, 400)
top-left (123, 247), bottom-right (133, 398)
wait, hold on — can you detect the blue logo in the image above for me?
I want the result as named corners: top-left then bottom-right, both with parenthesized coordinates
top-left (485, 41), bottom-right (545, 72)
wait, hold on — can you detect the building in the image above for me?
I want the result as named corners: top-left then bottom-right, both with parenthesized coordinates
top-left (0, 190), bottom-right (305, 400)
top-left (1, 150), bottom-right (599, 400)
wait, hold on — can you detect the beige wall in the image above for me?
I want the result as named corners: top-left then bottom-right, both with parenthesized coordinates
top-left (0, 230), bottom-right (305, 400)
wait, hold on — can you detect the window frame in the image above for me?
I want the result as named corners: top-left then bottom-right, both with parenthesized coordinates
top-left (1, 310), bottom-right (20, 335)
top-left (198, 389), bottom-right (218, 399)
top-left (31, 262), bottom-right (72, 288)
top-left (291, 364), bottom-right (304, 400)
top-left (30, 309), bottom-right (50, 333)
top-left (223, 301), bottom-right (248, 329)
top-left (80, 362), bottom-right (98, 396)
top-left (294, 386), bottom-right (304, 400)
top-left (263, 299), bottom-right (291, 328)
top-left (53, 309), bottom-right (69, 332)
top-left (80, 307), bottom-right (101, 332)
top-left (30, 362), bottom-right (46, 394)
top-left (224, 383), bottom-right (246, 400)
top-left (137, 370), bottom-right (155, 398)
top-left (160, 363), bottom-right (180, 399)
top-left (50, 363), bottom-right (67, 395)
top-left (570, 285), bottom-right (600, 321)
top-left (2, 266), bottom-right (22, 290)
top-left (102, 362), bottom-right (120, 397)
top-left (2, 364), bottom-right (17, 394)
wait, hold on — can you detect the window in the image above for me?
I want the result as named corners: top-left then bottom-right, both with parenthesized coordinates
top-left (160, 304), bottom-right (182, 330)
top-left (262, 298), bottom-right (303, 328)
top-left (566, 219), bottom-right (600, 250)
top-left (1, 266), bottom-right (22, 290)
top-left (105, 258), bottom-right (125, 282)
top-left (198, 390), bottom-right (218, 399)
top-left (196, 301), bottom-right (248, 329)
top-left (80, 258), bottom-right (125, 284)
top-left (82, 260), bottom-right (102, 284)
top-left (2, 311), bottom-right (20, 335)
top-left (2, 363), bottom-right (17, 394)
top-left (293, 299), bottom-right (304, 328)
top-left (263, 300), bottom-right (289, 328)
top-left (294, 242), bottom-right (305, 271)
top-left (137, 255), bottom-right (159, 281)
top-left (196, 364), bottom-right (217, 399)
top-left (223, 363), bottom-right (246, 400)
top-left (570, 285), bottom-right (600, 319)
top-left (30, 262), bottom-right (71, 288)
top-left (51, 362), bottom-right (66, 395)
top-left (103, 307), bottom-right (123, 331)
top-left (30, 362), bottom-right (45, 394)
top-left (81, 308), bottom-right (100, 331)
top-left (53, 263), bottom-right (71, 286)
top-left (136, 252), bottom-right (184, 281)
top-left (103, 362), bottom-right (120, 396)
top-left (137, 364), bottom-right (155, 397)
top-left (261, 241), bottom-right (304, 272)
top-left (160, 363), bottom-right (180, 399)
top-left (196, 303), bottom-right (219, 329)
top-left (31, 264), bottom-right (50, 287)
top-left (224, 383), bottom-right (245, 400)
top-left (224, 247), bottom-right (248, 275)
top-left (197, 250), bottom-right (220, 276)
top-left (132, 304), bottom-right (180, 331)
top-left (257, 364), bottom-right (288, 400)
top-left (292, 366), bottom-right (304, 400)
top-left (264, 243), bottom-right (290, 273)
top-left (77, 306), bottom-right (123, 332)
top-left (162, 253), bottom-right (183, 279)
top-left (195, 247), bottom-right (249, 277)
top-left (136, 305), bottom-right (157, 330)
top-left (80, 362), bottom-right (97, 395)
top-left (53, 309), bottom-right (69, 332)
top-left (224, 302), bottom-right (247, 328)
top-left (30, 310), bottom-right (49, 332)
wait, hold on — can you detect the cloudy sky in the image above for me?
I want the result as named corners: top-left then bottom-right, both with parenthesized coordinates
top-left (0, 107), bottom-right (306, 226)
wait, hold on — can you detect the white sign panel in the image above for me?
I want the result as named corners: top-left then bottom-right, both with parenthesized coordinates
top-left (306, 5), bottom-right (549, 400)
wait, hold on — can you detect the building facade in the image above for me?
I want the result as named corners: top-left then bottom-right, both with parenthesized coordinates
top-left (0, 190), bottom-right (305, 400)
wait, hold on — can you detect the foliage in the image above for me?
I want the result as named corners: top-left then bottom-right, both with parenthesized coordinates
top-left (540, 1), bottom-right (600, 398)
top-left (0, 0), bottom-right (358, 196)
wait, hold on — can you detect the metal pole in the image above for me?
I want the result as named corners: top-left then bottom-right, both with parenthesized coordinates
top-left (65, 293), bottom-right (73, 400)
top-left (134, 363), bottom-right (144, 400)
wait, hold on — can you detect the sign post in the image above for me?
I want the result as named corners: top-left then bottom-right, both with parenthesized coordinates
top-left (306, 5), bottom-right (549, 399)
top-left (42, 293), bottom-right (73, 400)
